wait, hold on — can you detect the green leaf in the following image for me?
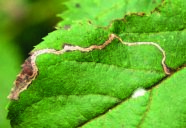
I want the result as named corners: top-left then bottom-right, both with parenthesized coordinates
top-left (13, 95), bottom-right (119, 128)
top-left (81, 68), bottom-right (186, 128)
top-left (8, 0), bottom-right (186, 128)
top-left (58, 0), bottom-right (162, 26)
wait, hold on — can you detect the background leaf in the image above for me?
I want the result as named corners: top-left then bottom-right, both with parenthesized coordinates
top-left (0, 37), bottom-right (22, 128)
top-left (57, 0), bottom-right (162, 26)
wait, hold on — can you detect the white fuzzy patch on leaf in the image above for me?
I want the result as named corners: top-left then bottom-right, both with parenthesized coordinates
top-left (132, 88), bottom-right (147, 98)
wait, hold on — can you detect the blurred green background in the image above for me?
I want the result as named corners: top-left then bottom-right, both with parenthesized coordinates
top-left (0, 0), bottom-right (66, 127)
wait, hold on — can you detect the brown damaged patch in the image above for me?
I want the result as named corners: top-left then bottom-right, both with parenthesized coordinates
top-left (8, 57), bottom-right (37, 100)
top-left (127, 12), bottom-right (145, 16)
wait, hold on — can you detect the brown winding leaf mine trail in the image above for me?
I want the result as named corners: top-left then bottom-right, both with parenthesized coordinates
top-left (8, 34), bottom-right (171, 100)
top-left (8, 57), bottom-right (37, 100)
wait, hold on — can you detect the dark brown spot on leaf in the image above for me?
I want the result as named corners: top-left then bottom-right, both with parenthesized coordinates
top-left (22, 57), bottom-right (33, 76)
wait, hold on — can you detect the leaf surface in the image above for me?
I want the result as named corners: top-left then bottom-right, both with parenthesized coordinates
top-left (82, 68), bottom-right (186, 128)
top-left (8, 0), bottom-right (186, 128)
top-left (58, 0), bottom-right (162, 26)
